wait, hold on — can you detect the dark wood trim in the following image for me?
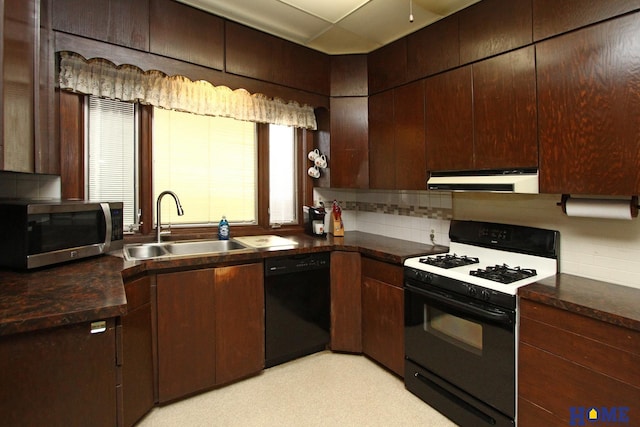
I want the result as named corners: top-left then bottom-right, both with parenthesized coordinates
top-left (58, 90), bottom-right (84, 199)
top-left (257, 123), bottom-right (270, 228)
top-left (138, 105), bottom-right (153, 235)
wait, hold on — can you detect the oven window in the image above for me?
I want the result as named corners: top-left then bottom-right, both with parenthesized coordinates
top-left (425, 305), bottom-right (483, 355)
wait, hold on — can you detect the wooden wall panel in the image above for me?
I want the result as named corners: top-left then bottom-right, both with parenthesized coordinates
top-left (368, 38), bottom-right (407, 94)
top-left (52, 0), bottom-right (149, 51)
top-left (331, 54), bottom-right (367, 97)
top-left (533, 0), bottom-right (640, 41)
top-left (407, 14), bottom-right (460, 80)
top-left (149, 0), bottom-right (224, 70)
top-left (458, 0), bottom-right (532, 65)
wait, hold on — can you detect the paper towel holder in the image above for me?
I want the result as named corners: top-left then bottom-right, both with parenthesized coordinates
top-left (558, 194), bottom-right (639, 218)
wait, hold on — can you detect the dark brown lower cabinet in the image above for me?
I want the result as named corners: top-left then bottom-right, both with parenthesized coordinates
top-left (361, 257), bottom-right (404, 376)
top-left (330, 251), bottom-right (362, 352)
top-left (156, 263), bottom-right (264, 403)
top-left (0, 319), bottom-right (118, 427)
top-left (121, 275), bottom-right (154, 427)
top-left (518, 299), bottom-right (640, 426)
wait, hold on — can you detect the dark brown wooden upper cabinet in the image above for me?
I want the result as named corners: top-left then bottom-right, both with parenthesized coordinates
top-left (406, 14), bottom-right (460, 81)
top-left (226, 22), bottom-right (330, 95)
top-left (537, 12), bottom-right (640, 195)
top-left (149, 0), bottom-right (224, 70)
top-left (368, 90), bottom-right (395, 189)
top-left (458, 0), bottom-right (532, 65)
top-left (533, 0), bottom-right (640, 41)
top-left (52, 0), bottom-right (150, 51)
top-left (331, 55), bottom-right (368, 97)
top-left (473, 46), bottom-right (537, 170)
top-left (394, 81), bottom-right (426, 190)
top-left (369, 81), bottom-right (425, 190)
top-left (425, 66), bottom-right (473, 172)
top-left (368, 38), bottom-right (408, 94)
top-left (329, 97), bottom-right (369, 189)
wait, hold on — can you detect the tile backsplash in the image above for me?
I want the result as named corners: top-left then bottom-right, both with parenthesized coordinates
top-left (0, 171), bottom-right (61, 199)
top-left (314, 188), bottom-right (453, 246)
top-left (315, 188), bottom-right (640, 290)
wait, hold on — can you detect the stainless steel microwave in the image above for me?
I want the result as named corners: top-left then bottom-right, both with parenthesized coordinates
top-left (0, 199), bottom-right (124, 269)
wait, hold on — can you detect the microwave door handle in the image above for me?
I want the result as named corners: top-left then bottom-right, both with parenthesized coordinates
top-left (100, 203), bottom-right (112, 253)
top-left (406, 284), bottom-right (513, 326)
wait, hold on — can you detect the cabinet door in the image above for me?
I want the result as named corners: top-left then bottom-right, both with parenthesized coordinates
top-left (156, 269), bottom-right (216, 403)
top-left (2, 0), bottom-right (36, 172)
top-left (330, 251), bottom-right (362, 352)
top-left (473, 46), bottom-right (538, 170)
top-left (361, 258), bottom-right (404, 377)
top-left (394, 80), bottom-right (426, 190)
top-left (425, 66), bottom-right (473, 172)
top-left (533, 0), bottom-right (640, 41)
top-left (0, 320), bottom-right (117, 426)
top-left (121, 276), bottom-right (154, 427)
top-left (368, 90), bottom-right (395, 189)
top-left (329, 97), bottom-right (369, 188)
top-left (458, 0), bottom-right (532, 65)
top-left (537, 13), bottom-right (640, 195)
top-left (214, 263), bottom-right (264, 385)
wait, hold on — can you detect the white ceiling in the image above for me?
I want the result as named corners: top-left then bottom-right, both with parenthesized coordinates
top-left (176, 0), bottom-right (481, 55)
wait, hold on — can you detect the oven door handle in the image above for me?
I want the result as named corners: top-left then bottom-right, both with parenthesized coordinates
top-left (406, 284), bottom-right (513, 326)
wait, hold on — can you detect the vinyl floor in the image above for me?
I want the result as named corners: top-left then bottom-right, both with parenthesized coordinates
top-left (137, 351), bottom-right (457, 426)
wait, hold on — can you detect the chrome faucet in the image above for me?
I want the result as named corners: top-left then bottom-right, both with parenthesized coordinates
top-left (156, 191), bottom-right (184, 243)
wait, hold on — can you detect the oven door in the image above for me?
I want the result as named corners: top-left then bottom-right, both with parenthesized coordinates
top-left (405, 281), bottom-right (515, 422)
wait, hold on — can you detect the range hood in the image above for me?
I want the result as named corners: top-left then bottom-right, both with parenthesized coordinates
top-left (427, 169), bottom-right (539, 193)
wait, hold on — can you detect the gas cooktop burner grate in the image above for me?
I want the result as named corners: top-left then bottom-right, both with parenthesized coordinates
top-left (419, 254), bottom-right (480, 269)
top-left (470, 264), bottom-right (537, 284)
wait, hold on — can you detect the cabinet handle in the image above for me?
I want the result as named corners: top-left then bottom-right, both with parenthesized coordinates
top-left (90, 320), bottom-right (107, 334)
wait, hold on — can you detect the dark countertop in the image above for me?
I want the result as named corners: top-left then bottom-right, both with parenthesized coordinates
top-left (519, 273), bottom-right (640, 332)
top-left (0, 231), bottom-right (446, 337)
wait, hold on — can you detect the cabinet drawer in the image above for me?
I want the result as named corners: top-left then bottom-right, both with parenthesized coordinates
top-left (520, 299), bottom-right (640, 355)
top-left (520, 314), bottom-right (640, 386)
top-left (361, 257), bottom-right (403, 288)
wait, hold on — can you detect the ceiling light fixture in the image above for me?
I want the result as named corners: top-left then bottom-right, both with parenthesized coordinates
top-left (409, 0), bottom-right (414, 23)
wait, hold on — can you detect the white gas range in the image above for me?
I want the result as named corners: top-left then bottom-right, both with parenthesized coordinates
top-left (403, 220), bottom-right (560, 427)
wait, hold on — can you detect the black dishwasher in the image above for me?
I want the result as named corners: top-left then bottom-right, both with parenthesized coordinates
top-left (264, 252), bottom-right (330, 368)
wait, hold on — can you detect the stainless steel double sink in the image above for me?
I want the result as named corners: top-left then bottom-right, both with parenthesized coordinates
top-left (123, 239), bottom-right (250, 261)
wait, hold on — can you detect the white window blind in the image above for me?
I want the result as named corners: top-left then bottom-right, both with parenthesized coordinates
top-left (87, 96), bottom-right (137, 229)
top-left (153, 107), bottom-right (257, 226)
top-left (269, 125), bottom-right (297, 224)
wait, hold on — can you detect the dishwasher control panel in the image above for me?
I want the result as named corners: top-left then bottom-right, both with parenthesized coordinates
top-left (264, 252), bottom-right (330, 276)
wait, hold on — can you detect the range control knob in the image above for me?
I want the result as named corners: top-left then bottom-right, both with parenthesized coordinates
top-left (468, 286), bottom-right (477, 297)
top-left (480, 289), bottom-right (491, 301)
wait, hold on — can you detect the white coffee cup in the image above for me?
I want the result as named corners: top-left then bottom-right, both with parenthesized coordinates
top-left (307, 165), bottom-right (320, 178)
top-left (314, 154), bottom-right (327, 169)
top-left (308, 149), bottom-right (320, 161)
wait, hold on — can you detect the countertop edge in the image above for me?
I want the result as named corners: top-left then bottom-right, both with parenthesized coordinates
top-left (519, 273), bottom-right (640, 332)
top-left (1, 232), bottom-right (446, 336)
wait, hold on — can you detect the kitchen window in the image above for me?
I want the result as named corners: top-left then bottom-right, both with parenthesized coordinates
top-left (152, 107), bottom-right (258, 226)
top-left (86, 96), bottom-right (138, 231)
top-left (85, 96), bottom-right (301, 234)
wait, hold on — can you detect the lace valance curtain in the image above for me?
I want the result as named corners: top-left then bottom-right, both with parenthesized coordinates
top-left (58, 51), bottom-right (317, 130)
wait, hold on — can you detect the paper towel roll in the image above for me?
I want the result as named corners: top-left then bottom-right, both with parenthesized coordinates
top-left (564, 197), bottom-right (635, 220)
